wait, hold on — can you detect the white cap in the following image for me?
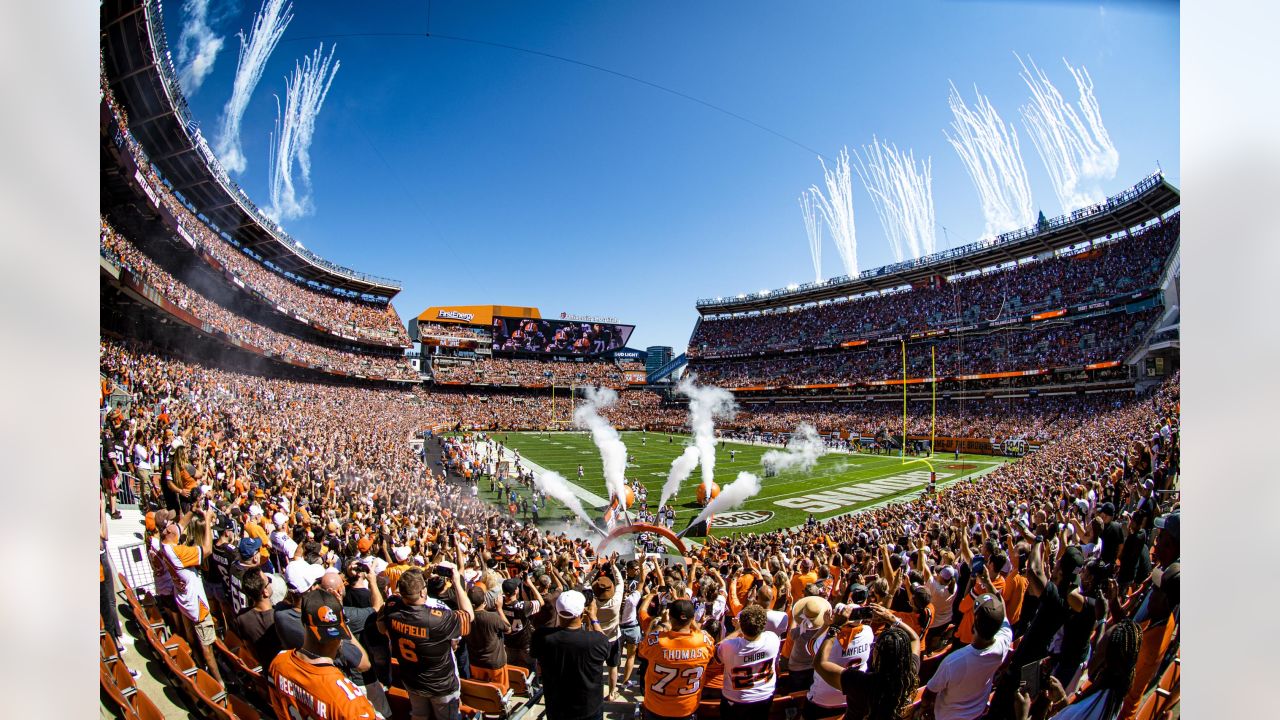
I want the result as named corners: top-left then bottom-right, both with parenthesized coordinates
top-left (285, 562), bottom-right (324, 594)
top-left (273, 512), bottom-right (288, 526)
top-left (249, 504), bottom-right (264, 517)
top-left (392, 546), bottom-right (411, 562)
top-left (556, 590), bottom-right (586, 618)
top-left (171, 436), bottom-right (185, 449)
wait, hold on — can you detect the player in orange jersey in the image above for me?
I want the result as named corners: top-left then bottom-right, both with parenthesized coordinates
top-left (638, 599), bottom-right (716, 720)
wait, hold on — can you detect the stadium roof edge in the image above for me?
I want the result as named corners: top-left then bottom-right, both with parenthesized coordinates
top-left (696, 172), bottom-right (1180, 316)
top-left (100, 0), bottom-right (402, 298)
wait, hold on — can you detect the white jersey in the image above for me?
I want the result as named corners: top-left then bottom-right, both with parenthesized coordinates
top-left (807, 623), bottom-right (874, 708)
top-left (717, 631), bottom-right (781, 704)
top-left (765, 609), bottom-right (790, 638)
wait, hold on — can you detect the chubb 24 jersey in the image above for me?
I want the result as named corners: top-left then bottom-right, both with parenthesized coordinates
top-left (717, 631), bottom-right (781, 703)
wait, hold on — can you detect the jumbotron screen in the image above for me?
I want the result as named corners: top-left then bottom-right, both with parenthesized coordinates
top-left (491, 317), bottom-right (634, 355)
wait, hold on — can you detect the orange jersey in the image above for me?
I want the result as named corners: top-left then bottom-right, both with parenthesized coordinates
top-left (638, 628), bottom-right (716, 717)
top-left (957, 574), bottom-right (1006, 644)
top-left (269, 650), bottom-right (377, 719)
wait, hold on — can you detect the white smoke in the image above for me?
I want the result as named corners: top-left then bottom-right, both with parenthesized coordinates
top-left (761, 423), bottom-right (827, 474)
top-left (944, 81), bottom-right (1035, 238)
top-left (799, 190), bottom-right (823, 282)
top-left (215, 0), bottom-right (293, 175)
top-left (175, 0), bottom-right (224, 95)
top-left (854, 137), bottom-right (936, 262)
top-left (810, 147), bottom-right (859, 277)
top-left (572, 387), bottom-right (629, 506)
top-left (533, 470), bottom-right (604, 535)
top-left (1017, 54), bottom-right (1119, 213)
top-left (687, 471), bottom-right (762, 530)
top-left (676, 377), bottom-right (737, 492)
top-left (659, 446), bottom-right (701, 509)
top-left (268, 43), bottom-right (340, 221)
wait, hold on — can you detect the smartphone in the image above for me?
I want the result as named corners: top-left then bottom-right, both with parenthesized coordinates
top-left (1020, 659), bottom-right (1047, 697)
top-left (848, 606), bottom-right (874, 622)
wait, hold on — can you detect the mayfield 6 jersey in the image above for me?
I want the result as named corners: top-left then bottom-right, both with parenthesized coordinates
top-left (717, 631), bottom-right (781, 703)
top-left (638, 628), bottom-right (716, 717)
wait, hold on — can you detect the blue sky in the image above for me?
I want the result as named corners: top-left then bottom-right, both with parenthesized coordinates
top-left (163, 0), bottom-right (1179, 351)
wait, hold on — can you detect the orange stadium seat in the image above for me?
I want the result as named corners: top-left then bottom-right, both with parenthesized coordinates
top-left (460, 677), bottom-right (516, 719)
top-left (101, 665), bottom-right (139, 720)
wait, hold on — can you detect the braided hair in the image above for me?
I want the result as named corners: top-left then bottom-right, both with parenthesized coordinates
top-left (1078, 618), bottom-right (1142, 718)
top-left (866, 625), bottom-right (918, 720)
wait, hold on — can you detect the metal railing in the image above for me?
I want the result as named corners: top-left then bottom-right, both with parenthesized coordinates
top-left (696, 172), bottom-right (1171, 310)
top-left (139, 0), bottom-right (401, 291)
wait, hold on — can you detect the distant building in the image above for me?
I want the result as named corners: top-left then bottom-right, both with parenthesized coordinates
top-left (645, 346), bottom-right (673, 376)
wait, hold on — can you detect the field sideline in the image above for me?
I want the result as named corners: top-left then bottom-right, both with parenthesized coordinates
top-left (474, 431), bottom-right (1009, 535)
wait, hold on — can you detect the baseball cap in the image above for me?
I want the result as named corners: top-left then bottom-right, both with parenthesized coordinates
top-left (301, 589), bottom-right (350, 641)
top-left (556, 590), bottom-right (586, 618)
top-left (286, 563), bottom-right (325, 594)
top-left (1098, 502), bottom-right (1116, 517)
top-left (356, 537), bottom-right (373, 554)
top-left (501, 578), bottom-right (521, 595)
top-left (392, 546), bottom-right (411, 562)
top-left (237, 537), bottom-right (263, 560)
top-left (273, 512), bottom-right (288, 526)
top-left (1154, 511), bottom-right (1180, 542)
top-left (668, 599), bottom-right (696, 623)
top-left (847, 583), bottom-right (869, 604)
top-left (248, 504), bottom-right (264, 517)
top-left (972, 594), bottom-right (1006, 640)
top-left (938, 565), bottom-right (956, 582)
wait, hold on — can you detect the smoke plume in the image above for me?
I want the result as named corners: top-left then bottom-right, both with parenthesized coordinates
top-left (215, 0), bottom-right (293, 175)
top-left (175, 0), bottom-right (225, 95)
top-left (268, 43), bottom-right (340, 221)
top-left (676, 377), bottom-right (737, 492)
top-left (686, 471), bottom-right (762, 531)
top-left (761, 424), bottom-right (826, 474)
top-left (659, 446), bottom-right (701, 509)
top-left (572, 387), bottom-right (629, 506)
top-left (533, 470), bottom-right (605, 535)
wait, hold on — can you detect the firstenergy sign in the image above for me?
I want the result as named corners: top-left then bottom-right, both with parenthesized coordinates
top-left (774, 470), bottom-right (951, 513)
top-left (437, 310), bottom-right (474, 322)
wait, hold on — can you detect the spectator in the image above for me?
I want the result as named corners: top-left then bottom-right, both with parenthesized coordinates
top-left (233, 568), bottom-right (283, 668)
top-left (160, 506), bottom-right (224, 685)
top-left (922, 594), bottom-right (1013, 720)
top-left (637, 599), bottom-right (716, 720)
top-left (268, 589), bottom-right (380, 719)
top-left (378, 566), bottom-right (475, 720)
top-left (464, 585), bottom-right (512, 691)
top-left (814, 604), bottom-right (920, 720)
top-left (718, 604), bottom-right (782, 720)
top-left (531, 590), bottom-right (612, 720)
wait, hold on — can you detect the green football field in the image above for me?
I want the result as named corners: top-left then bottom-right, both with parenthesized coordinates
top-left (475, 431), bottom-right (1010, 536)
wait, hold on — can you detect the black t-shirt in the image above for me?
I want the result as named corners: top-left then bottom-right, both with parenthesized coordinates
top-left (1058, 592), bottom-right (1103, 666)
top-left (1099, 521), bottom-right (1126, 566)
top-left (1017, 582), bottom-right (1067, 663)
top-left (840, 653), bottom-right (921, 720)
top-left (346, 586), bottom-right (373, 609)
top-left (273, 603), bottom-right (366, 679)
top-left (209, 543), bottom-right (237, 590)
top-left (379, 596), bottom-right (469, 695)
top-left (466, 610), bottom-right (509, 670)
top-left (531, 626), bottom-right (611, 720)
top-left (233, 607), bottom-right (282, 668)
top-left (1118, 530), bottom-right (1151, 586)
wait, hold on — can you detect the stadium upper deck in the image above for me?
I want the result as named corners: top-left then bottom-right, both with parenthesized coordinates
top-left (100, 0), bottom-right (400, 298)
top-left (695, 172), bottom-right (1179, 316)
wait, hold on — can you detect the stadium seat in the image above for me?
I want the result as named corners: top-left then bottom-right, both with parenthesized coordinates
top-left (101, 665), bottom-right (139, 720)
top-left (131, 689), bottom-right (166, 720)
top-left (767, 691), bottom-right (803, 720)
top-left (697, 699), bottom-right (720, 719)
top-left (506, 664), bottom-right (531, 696)
top-left (111, 656), bottom-right (140, 699)
top-left (1133, 690), bottom-right (1160, 720)
top-left (227, 693), bottom-right (263, 720)
top-left (460, 677), bottom-right (515, 719)
top-left (918, 646), bottom-right (951, 684)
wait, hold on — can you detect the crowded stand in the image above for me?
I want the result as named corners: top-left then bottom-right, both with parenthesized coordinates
top-left (103, 74), bottom-right (410, 348)
top-left (101, 219), bottom-right (418, 381)
top-left (426, 385), bottom-right (683, 430)
top-left (432, 357), bottom-right (640, 389)
top-left (731, 392), bottom-right (1137, 445)
top-left (690, 217), bottom-right (1178, 358)
top-left (100, 326), bottom-right (1179, 720)
top-left (691, 309), bottom-right (1160, 388)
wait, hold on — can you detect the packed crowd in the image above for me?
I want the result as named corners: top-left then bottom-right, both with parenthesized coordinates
top-left (417, 323), bottom-right (490, 341)
top-left (690, 218), bottom-right (1179, 358)
top-left (100, 326), bottom-right (1180, 720)
top-left (424, 386), bottom-right (682, 431)
top-left (432, 357), bottom-right (642, 390)
top-left (731, 393), bottom-right (1137, 445)
top-left (103, 73), bottom-right (410, 347)
top-left (689, 310), bottom-right (1160, 387)
top-left (101, 221), bottom-right (418, 381)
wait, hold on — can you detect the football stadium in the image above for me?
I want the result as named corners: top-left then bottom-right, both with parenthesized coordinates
top-left (96, 2), bottom-right (1182, 719)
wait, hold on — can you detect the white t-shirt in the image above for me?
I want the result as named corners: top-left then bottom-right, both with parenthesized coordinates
top-left (718, 631), bottom-right (781, 703)
top-left (928, 577), bottom-right (956, 628)
top-left (807, 623), bottom-right (874, 708)
top-left (925, 623), bottom-right (1014, 720)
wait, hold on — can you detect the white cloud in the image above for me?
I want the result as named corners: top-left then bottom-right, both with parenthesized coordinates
top-left (175, 0), bottom-right (225, 95)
